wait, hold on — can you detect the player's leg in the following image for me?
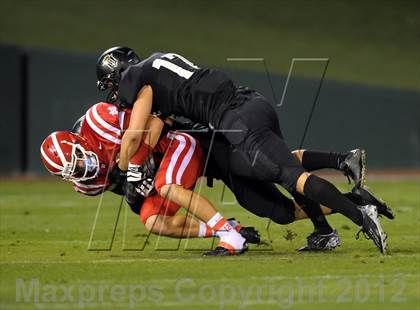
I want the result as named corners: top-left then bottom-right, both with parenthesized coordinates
top-left (294, 204), bottom-right (332, 220)
top-left (295, 171), bottom-right (387, 253)
top-left (292, 192), bottom-right (334, 234)
top-left (140, 195), bottom-right (213, 238)
top-left (292, 149), bottom-right (366, 188)
top-left (223, 126), bottom-right (363, 229)
top-left (140, 195), bottom-right (260, 242)
top-left (213, 170), bottom-right (295, 225)
top-left (293, 190), bottom-right (393, 221)
top-left (218, 170), bottom-right (340, 250)
top-left (144, 215), bottom-right (214, 238)
top-left (211, 133), bottom-right (337, 239)
top-left (219, 96), bottom-right (387, 253)
top-left (292, 150), bottom-right (393, 219)
top-left (154, 132), bottom-right (247, 255)
top-left (291, 191), bottom-right (341, 251)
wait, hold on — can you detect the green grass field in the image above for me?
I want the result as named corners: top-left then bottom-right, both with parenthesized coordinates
top-left (0, 178), bottom-right (419, 309)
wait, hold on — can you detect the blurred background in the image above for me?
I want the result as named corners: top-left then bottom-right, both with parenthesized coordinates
top-left (1, 0), bottom-right (419, 176)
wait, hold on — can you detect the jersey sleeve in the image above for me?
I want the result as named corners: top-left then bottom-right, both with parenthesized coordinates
top-left (118, 53), bottom-right (165, 109)
top-left (73, 180), bottom-right (107, 196)
top-left (119, 64), bottom-right (149, 109)
top-left (81, 102), bottom-right (124, 165)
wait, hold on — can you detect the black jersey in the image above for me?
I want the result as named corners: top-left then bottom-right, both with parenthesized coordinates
top-left (118, 52), bottom-right (237, 127)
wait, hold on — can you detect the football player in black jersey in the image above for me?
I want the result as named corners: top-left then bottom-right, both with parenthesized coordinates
top-left (95, 46), bottom-right (388, 254)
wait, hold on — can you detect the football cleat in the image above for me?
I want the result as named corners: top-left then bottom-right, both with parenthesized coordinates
top-left (227, 218), bottom-right (261, 244)
top-left (356, 205), bottom-right (387, 254)
top-left (203, 246), bottom-right (248, 257)
top-left (353, 186), bottom-right (395, 220)
top-left (203, 229), bottom-right (248, 257)
top-left (239, 227), bottom-right (261, 244)
top-left (227, 218), bottom-right (241, 229)
top-left (339, 149), bottom-right (366, 189)
top-left (298, 229), bottom-right (341, 251)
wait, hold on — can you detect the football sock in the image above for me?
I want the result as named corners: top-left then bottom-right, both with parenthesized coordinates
top-left (322, 193), bottom-right (361, 215)
top-left (227, 219), bottom-right (243, 233)
top-left (301, 151), bottom-right (347, 172)
top-left (206, 213), bottom-right (245, 250)
top-left (206, 212), bottom-right (234, 233)
top-left (293, 192), bottom-right (333, 234)
top-left (343, 192), bottom-right (363, 205)
top-left (303, 175), bottom-right (363, 225)
top-left (198, 221), bottom-right (215, 238)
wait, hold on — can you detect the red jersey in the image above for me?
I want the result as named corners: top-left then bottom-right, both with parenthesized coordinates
top-left (73, 102), bottom-right (203, 200)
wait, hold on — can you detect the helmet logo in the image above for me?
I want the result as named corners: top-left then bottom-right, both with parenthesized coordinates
top-left (102, 54), bottom-right (119, 70)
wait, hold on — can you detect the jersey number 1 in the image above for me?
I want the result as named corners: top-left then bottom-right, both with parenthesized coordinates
top-left (152, 53), bottom-right (198, 79)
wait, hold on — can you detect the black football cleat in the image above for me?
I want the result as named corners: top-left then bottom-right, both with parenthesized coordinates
top-left (227, 218), bottom-right (261, 244)
top-left (356, 205), bottom-right (387, 254)
top-left (298, 229), bottom-right (341, 251)
top-left (339, 149), bottom-right (366, 189)
top-left (353, 186), bottom-right (395, 220)
top-left (203, 246), bottom-right (248, 257)
top-left (239, 227), bottom-right (261, 244)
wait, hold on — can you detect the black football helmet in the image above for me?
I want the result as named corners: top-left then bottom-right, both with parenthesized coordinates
top-left (96, 46), bottom-right (141, 92)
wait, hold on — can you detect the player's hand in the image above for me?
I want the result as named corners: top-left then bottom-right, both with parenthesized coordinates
top-left (127, 163), bottom-right (145, 182)
top-left (127, 163), bottom-right (156, 197)
top-left (108, 165), bottom-right (127, 185)
top-left (135, 177), bottom-right (155, 197)
top-left (124, 181), bottom-right (145, 210)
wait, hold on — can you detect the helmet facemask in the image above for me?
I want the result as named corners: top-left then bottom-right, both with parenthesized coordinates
top-left (61, 141), bottom-right (100, 182)
top-left (97, 73), bottom-right (119, 91)
top-left (97, 53), bottom-right (123, 91)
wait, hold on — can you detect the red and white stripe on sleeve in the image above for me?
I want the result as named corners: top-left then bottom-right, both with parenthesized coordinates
top-left (73, 180), bottom-right (107, 196)
top-left (85, 103), bottom-right (122, 145)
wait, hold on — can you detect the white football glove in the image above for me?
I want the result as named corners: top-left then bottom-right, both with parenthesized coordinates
top-left (134, 177), bottom-right (155, 197)
top-left (127, 163), bottom-right (145, 183)
top-left (127, 162), bottom-right (156, 197)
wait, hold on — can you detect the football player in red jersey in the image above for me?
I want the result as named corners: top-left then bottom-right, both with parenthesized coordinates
top-left (40, 102), bottom-right (259, 253)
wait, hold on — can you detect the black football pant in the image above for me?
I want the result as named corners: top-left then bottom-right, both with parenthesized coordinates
top-left (214, 165), bottom-right (296, 225)
top-left (210, 138), bottom-right (335, 227)
top-left (217, 89), bottom-right (363, 225)
top-left (219, 90), bottom-right (304, 192)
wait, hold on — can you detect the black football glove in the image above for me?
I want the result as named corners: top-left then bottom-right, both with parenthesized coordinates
top-left (123, 182), bottom-right (146, 215)
top-left (108, 165), bottom-right (127, 187)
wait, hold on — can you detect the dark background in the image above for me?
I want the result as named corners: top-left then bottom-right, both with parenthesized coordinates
top-left (1, 0), bottom-right (419, 175)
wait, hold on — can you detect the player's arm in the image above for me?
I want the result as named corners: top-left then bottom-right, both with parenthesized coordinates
top-left (144, 115), bottom-right (165, 147)
top-left (118, 85), bottom-right (153, 171)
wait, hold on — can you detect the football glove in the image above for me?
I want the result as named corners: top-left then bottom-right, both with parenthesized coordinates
top-left (124, 181), bottom-right (145, 212)
top-left (108, 165), bottom-right (127, 186)
top-left (127, 160), bottom-right (156, 197)
top-left (134, 176), bottom-right (155, 197)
